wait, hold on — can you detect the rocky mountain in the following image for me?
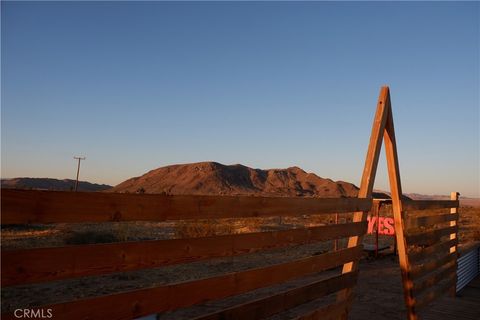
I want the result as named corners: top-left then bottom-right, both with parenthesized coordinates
top-left (1, 178), bottom-right (112, 192)
top-left (109, 162), bottom-right (361, 197)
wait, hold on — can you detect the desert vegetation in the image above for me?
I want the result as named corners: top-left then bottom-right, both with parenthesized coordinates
top-left (1, 214), bottom-right (344, 249)
top-left (2, 205), bottom-right (478, 251)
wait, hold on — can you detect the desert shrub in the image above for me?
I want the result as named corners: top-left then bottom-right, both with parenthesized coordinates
top-left (65, 230), bottom-right (119, 245)
top-left (115, 223), bottom-right (132, 242)
top-left (175, 219), bottom-right (235, 238)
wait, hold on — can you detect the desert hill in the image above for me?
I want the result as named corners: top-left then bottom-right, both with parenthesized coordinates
top-left (1, 178), bottom-right (112, 192)
top-left (110, 162), bottom-right (363, 197)
top-left (402, 192), bottom-right (479, 207)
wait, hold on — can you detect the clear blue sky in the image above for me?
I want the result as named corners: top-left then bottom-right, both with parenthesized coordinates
top-left (2, 1), bottom-right (479, 197)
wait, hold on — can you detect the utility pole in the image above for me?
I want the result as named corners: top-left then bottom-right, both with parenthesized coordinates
top-left (73, 156), bottom-right (86, 192)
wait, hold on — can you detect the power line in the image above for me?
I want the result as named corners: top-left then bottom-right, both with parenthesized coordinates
top-left (73, 156), bottom-right (86, 192)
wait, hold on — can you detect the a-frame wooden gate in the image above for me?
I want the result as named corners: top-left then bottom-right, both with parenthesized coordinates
top-left (344, 86), bottom-right (460, 320)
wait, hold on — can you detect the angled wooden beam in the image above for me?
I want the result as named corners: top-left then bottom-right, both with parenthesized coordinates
top-left (358, 86), bottom-right (391, 198)
top-left (383, 98), bottom-right (417, 320)
top-left (337, 86), bottom-right (391, 309)
top-left (0, 190), bottom-right (372, 224)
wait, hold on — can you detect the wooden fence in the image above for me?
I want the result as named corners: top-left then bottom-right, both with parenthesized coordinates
top-left (1, 189), bottom-right (372, 320)
top-left (1, 86), bottom-right (463, 320)
top-left (398, 193), bottom-right (460, 319)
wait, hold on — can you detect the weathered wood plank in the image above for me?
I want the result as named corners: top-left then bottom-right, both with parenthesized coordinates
top-left (193, 271), bottom-right (358, 320)
top-left (293, 296), bottom-right (353, 320)
top-left (412, 261), bottom-right (456, 296)
top-left (1, 221), bottom-right (367, 287)
top-left (415, 276), bottom-right (456, 309)
top-left (422, 298), bottom-right (480, 320)
top-left (403, 200), bottom-right (459, 210)
top-left (406, 225), bottom-right (458, 247)
top-left (449, 192), bottom-right (459, 296)
top-left (405, 213), bottom-right (458, 229)
top-left (381, 90), bottom-right (417, 319)
top-left (409, 252), bottom-right (457, 280)
top-left (408, 238), bottom-right (457, 262)
top-left (1, 189), bottom-right (373, 224)
top-left (1, 246), bottom-right (363, 320)
top-left (337, 86), bottom-right (391, 307)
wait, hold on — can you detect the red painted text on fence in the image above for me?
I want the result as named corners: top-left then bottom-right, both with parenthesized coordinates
top-left (367, 216), bottom-right (395, 236)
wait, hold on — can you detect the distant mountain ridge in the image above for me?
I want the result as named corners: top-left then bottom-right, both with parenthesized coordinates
top-left (399, 192), bottom-right (479, 207)
top-left (6, 164), bottom-right (467, 202)
top-left (404, 193), bottom-right (452, 200)
top-left (1, 178), bottom-right (112, 192)
top-left (373, 190), bottom-right (455, 201)
top-left (109, 161), bottom-right (362, 197)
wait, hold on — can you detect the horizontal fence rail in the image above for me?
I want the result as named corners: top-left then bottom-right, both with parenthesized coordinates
top-left (405, 213), bottom-right (458, 229)
top-left (402, 200), bottom-right (459, 211)
top-left (400, 193), bottom-right (460, 318)
top-left (406, 225), bottom-right (458, 247)
top-left (192, 271), bottom-right (358, 320)
top-left (2, 189), bottom-right (465, 320)
top-left (408, 238), bottom-right (457, 263)
top-left (1, 221), bottom-right (367, 287)
top-left (1, 246), bottom-right (363, 320)
top-left (291, 296), bottom-right (354, 320)
top-left (1, 189), bottom-right (372, 224)
top-left (1, 189), bottom-right (370, 320)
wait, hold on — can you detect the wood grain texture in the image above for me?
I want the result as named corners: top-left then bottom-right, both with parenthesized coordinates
top-left (415, 276), bottom-right (456, 309)
top-left (357, 86), bottom-right (392, 198)
top-left (409, 252), bottom-right (457, 280)
top-left (193, 271), bottom-right (358, 320)
top-left (405, 213), bottom-right (458, 229)
top-left (412, 261), bottom-right (456, 296)
top-left (403, 200), bottom-right (459, 210)
top-left (1, 221), bottom-right (367, 287)
top-left (293, 296), bottom-right (353, 320)
top-left (408, 238), bottom-right (457, 262)
top-left (337, 86), bottom-right (390, 311)
top-left (406, 225), bottom-right (458, 247)
top-left (381, 88), bottom-right (418, 319)
top-left (1, 246), bottom-right (363, 320)
top-left (1, 189), bottom-right (372, 224)
top-left (449, 192), bottom-right (459, 296)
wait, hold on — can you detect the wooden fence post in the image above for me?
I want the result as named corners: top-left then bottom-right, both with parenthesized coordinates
top-left (337, 86), bottom-right (390, 318)
top-left (335, 212), bottom-right (339, 251)
top-left (450, 191), bottom-right (460, 297)
top-left (383, 96), bottom-right (417, 320)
